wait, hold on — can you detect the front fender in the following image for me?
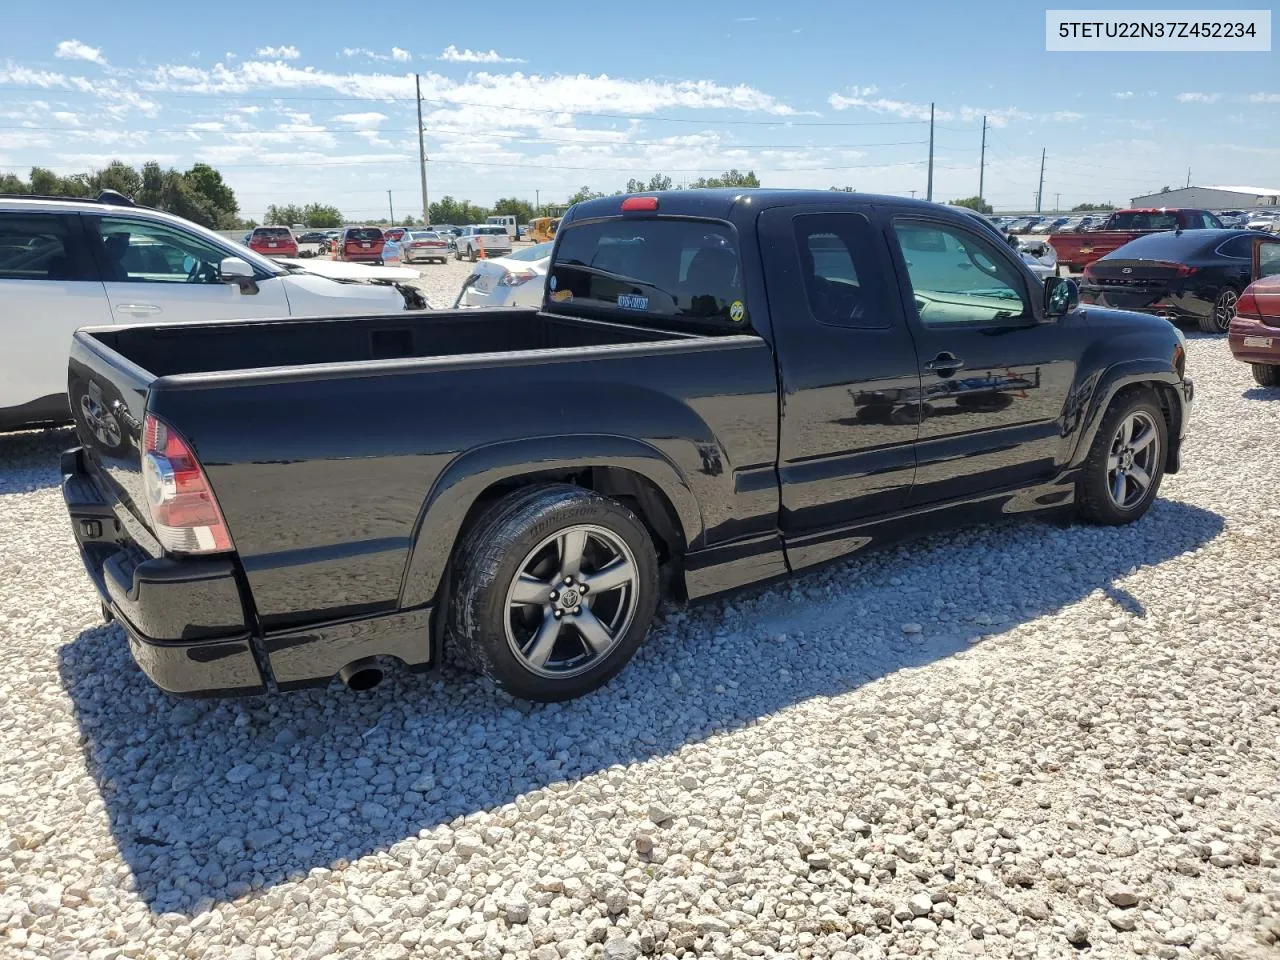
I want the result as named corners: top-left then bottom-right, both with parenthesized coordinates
top-left (1066, 358), bottom-right (1185, 471)
top-left (398, 434), bottom-right (705, 608)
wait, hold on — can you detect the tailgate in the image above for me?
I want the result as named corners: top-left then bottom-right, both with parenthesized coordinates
top-left (67, 329), bottom-right (158, 545)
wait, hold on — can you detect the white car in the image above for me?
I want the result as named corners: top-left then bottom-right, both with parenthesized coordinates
top-left (1013, 237), bottom-right (1059, 280)
top-left (457, 242), bottom-right (554, 308)
top-left (0, 193), bottom-right (428, 432)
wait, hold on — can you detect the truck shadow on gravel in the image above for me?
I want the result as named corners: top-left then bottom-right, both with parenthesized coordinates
top-left (57, 499), bottom-right (1224, 915)
top-left (0, 427), bottom-right (75, 496)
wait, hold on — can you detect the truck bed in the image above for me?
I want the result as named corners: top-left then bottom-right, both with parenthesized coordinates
top-left (86, 308), bottom-right (691, 378)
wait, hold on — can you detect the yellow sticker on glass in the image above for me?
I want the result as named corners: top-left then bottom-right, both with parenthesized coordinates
top-left (551, 289), bottom-right (573, 303)
top-left (729, 300), bottom-right (745, 322)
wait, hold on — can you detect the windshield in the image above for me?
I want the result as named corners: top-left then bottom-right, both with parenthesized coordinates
top-left (548, 217), bottom-right (747, 330)
top-left (254, 227), bottom-right (292, 239)
top-left (507, 242), bottom-right (554, 262)
top-left (347, 228), bottom-right (382, 241)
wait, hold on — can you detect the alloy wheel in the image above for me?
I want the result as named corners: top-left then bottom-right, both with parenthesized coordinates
top-left (503, 524), bottom-right (640, 679)
top-left (1106, 411), bottom-right (1161, 509)
top-left (1214, 288), bottom-right (1238, 331)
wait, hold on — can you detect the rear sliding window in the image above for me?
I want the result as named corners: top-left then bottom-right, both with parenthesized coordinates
top-left (548, 218), bottom-right (747, 329)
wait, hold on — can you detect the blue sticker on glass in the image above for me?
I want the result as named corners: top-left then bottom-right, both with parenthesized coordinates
top-left (617, 294), bottom-right (649, 311)
top-left (549, 275), bottom-right (557, 291)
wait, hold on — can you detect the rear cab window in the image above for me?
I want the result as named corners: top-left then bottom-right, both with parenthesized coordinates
top-left (547, 217), bottom-right (748, 331)
top-left (1108, 212), bottom-right (1179, 231)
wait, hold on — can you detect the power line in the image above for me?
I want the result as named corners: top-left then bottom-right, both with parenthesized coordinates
top-left (0, 85), bottom-right (930, 127)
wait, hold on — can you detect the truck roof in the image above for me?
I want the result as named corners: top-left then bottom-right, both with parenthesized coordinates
top-left (566, 188), bottom-right (953, 222)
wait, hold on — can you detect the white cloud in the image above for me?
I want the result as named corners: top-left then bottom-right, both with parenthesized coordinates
top-left (333, 111), bottom-right (388, 130)
top-left (188, 121), bottom-right (225, 131)
top-left (52, 111), bottom-right (80, 125)
top-left (391, 47), bottom-right (411, 62)
top-left (438, 45), bottom-right (526, 64)
top-left (256, 45), bottom-right (301, 60)
top-left (1247, 92), bottom-right (1280, 103)
top-left (1176, 92), bottom-right (1220, 103)
top-left (55, 40), bottom-right (105, 65)
top-left (828, 88), bottom-right (948, 122)
top-left (1113, 91), bottom-right (1134, 99)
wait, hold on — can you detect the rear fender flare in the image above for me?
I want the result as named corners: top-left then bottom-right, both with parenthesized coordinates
top-left (398, 435), bottom-right (704, 608)
top-left (1067, 360), bottom-right (1182, 471)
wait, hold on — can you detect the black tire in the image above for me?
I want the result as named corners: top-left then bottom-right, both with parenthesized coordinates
top-left (1076, 389), bottom-right (1168, 526)
top-left (1253, 363), bottom-right (1280, 387)
top-left (1200, 286), bottom-right (1238, 333)
top-left (454, 248), bottom-right (462, 261)
top-left (446, 484), bottom-right (660, 702)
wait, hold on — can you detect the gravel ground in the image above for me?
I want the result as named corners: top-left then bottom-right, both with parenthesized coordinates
top-left (402, 250), bottom-right (491, 308)
top-left (1, 334), bottom-right (1279, 960)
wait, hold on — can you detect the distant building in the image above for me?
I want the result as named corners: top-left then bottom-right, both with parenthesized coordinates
top-left (1128, 185), bottom-right (1280, 209)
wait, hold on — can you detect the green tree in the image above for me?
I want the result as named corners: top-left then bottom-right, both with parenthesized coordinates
top-left (428, 195), bottom-right (491, 225)
top-left (949, 196), bottom-right (993, 214)
top-left (265, 203), bottom-right (306, 226)
top-left (1071, 202), bottom-right (1115, 212)
top-left (690, 169), bottom-right (760, 189)
top-left (88, 161), bottom-right (143, 198)
top-left (567, 186), bottom-right (606, 205)
top-left (492, 197), bottom-right (535, 223)
top-left (182, 163), bottom-right (239, 228)
top-left (0, 173), bottom-right (26, 193)
top-left (302, 203), bottom-right (344, 228)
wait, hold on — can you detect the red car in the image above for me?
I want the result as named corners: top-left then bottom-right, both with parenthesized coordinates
top-left (248, 226), bottom-right (298, 259)
top-left (383, 227), bottom-right (406, 244)
top-left (1050, 208), bottom-right (1223, 273)
top-left (1229, 282), bottom-right (1280, 387)
top-left (339, 227), bottom-right (386, 264)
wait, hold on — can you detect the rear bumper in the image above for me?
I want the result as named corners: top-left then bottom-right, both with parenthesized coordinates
top-left (61, 446), bottom-right (266, 697)
top-left (1080, 287), bottom-right (1211, 323)
top-left (62, 445), bottom-right (436, 697)
top-left (1228, 315), bottom-right (1280, 365)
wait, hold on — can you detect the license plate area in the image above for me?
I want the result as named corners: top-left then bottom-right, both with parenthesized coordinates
top-left (1243, 336), bottom-right (1274, 348)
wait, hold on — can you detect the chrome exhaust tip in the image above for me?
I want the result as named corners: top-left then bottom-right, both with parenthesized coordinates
top-left (338, 657), bottom-right (384, 692)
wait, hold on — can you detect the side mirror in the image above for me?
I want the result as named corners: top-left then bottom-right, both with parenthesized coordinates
top-left (1043, 276), bottom-right (1079, 317)
top-left (219, 257), bottom-right (257, 293)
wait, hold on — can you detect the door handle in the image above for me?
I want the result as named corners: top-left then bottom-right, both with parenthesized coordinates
top-left (924, 352), bottom-right (965, 374)
top-left (115, 304), bottom-right (161, 315)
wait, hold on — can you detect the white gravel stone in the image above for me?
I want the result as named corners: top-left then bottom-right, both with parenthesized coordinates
top-left (2, 335), bottom-right (1280, 958)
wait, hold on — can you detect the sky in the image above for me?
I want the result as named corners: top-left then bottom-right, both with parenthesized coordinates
top-left (1, 0), bottom-right (1276, 218)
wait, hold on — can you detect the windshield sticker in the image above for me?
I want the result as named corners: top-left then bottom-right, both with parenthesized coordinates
top-left (729, 300), bottom-right (746, 322)
top-left (617, 294), bottom-right (649, 311)
top-left (551, 289), bottom-right (573, 303)
top-left (549, 275), bottom-right (557, 291)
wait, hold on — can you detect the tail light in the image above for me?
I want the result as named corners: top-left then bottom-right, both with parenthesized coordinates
top-left (499, 270), bottom-right (537, 287)
top-left (1235, 288), bottom-right (1262, 320)
top-left (141, 414), bottom-right (233, 554)
top-left (1171, 262), bottom-right (1198, 277)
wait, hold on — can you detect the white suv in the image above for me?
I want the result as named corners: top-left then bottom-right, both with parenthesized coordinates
top-left (0, 192), bottom-right (427, 432)
top-left (453, 225), bottom-right (513, 262)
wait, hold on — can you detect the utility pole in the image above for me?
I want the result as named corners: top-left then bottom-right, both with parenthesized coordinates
top-left (387, 190), bottom-right (394, 225)
top-left (536, 189), bottom-right (540, 216)
top-left (926, 102), bottom-right (935, 202)
top-left (978, 115), bottom-right (987, 205)
top-left (1186, 166), bottom-right (1191, 188)
top-left (1055, 192), bottom-right (1061, 212)
top-left (1035, 147), bottom-right (1046, 213)
top-left (415, 74), bottom-right (430, 225)
top-left (909, 189), bottom-right (917, 198)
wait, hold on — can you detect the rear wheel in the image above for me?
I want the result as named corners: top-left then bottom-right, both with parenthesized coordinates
top-left (1076, 390), bottom-right (1167, 525)
top-left (447, 484), bottom-right (660, 702)
top-left (1201, 286), bottom-right (1238, 333)
top-left (1253, 363), bottom-right (1280, 387)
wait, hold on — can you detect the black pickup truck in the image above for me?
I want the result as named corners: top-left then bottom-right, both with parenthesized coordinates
top-left (62, 190), bottom-right (1194, 702)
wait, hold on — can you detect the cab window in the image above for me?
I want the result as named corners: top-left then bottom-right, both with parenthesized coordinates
top-left (892, 219), bottom-right (1030, 327)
